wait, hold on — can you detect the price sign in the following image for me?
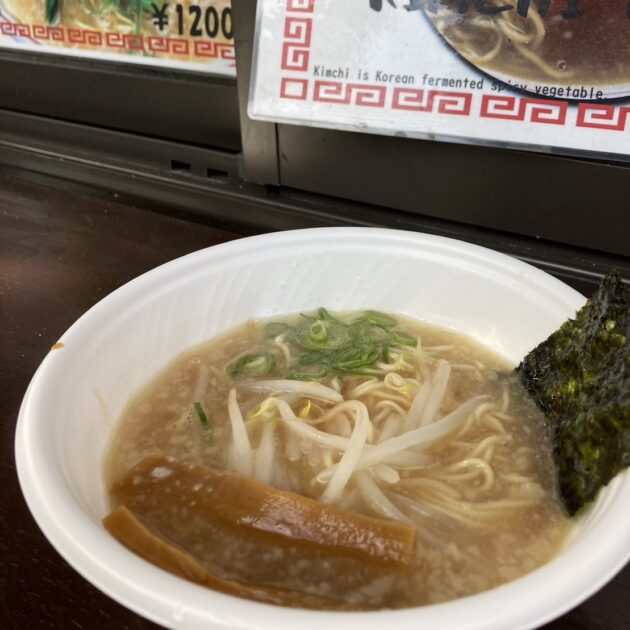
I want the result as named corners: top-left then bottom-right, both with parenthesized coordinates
top-left (249, 0), bottom-right (630, 157)
top-left (0, 0), bottom-right (235, 74)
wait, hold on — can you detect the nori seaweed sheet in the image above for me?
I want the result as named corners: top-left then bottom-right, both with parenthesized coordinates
top-left (517, 271), bottom-right (630, 516)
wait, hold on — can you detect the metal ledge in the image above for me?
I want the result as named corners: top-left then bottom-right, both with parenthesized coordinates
top-left (0, 49), bottom-right (240, 151)
top-left (0, 107), bottom-right (627, 297)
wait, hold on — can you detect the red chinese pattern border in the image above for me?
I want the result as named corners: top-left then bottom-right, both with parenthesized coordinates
top-left (0, 22), bottom-right (235, 59)
top-left (279, 0), bottom-right (315, 99)
top-left (281, 76), bottom-right (630, 133)
top-left (275, 2), bottom-right (628, 133)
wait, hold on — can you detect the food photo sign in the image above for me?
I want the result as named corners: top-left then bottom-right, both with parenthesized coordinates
top-left (0, 0), bottom-right (235, 74)
top-left (249, 1), bottom-right (630, 157)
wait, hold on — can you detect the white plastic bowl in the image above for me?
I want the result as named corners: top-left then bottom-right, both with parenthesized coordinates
top-left (15, 227), bottom-right (630, 630)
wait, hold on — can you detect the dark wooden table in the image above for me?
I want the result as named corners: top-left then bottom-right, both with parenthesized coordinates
top-left (1, 167), bottom-right (628, 629)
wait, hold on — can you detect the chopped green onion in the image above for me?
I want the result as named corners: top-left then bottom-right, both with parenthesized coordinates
top-left (309, 319), bottom-right (329, 342)
top-left (391, 330), bottom-right (417, 346)
top-left (263, 308), bottom-right (416, 381)
top-left (46, 0), bottom-right (60, 24)
top-left (298, 350), bottom-right (330, 365)
top-left (228, 352), bottom-right (277, 379)
top-left (348, 320), bottom-right (389, 343)
top-left (296, 326), bottom-right (348, 351)
top-left (287, 366), bottom-right (330, 381)
top-left (318, 308), bottom-right (345, 324)
top-left (193, 401), bottom-right (210, 430)
top-left (382, 343), bottom-right (390, 364)
top-left (333, 345), bottom-right (380, 371)
top-left (360, 310), bottom-right (397, 328)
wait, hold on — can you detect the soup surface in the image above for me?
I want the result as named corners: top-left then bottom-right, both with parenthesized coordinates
top-left (105, 310), bottom-right (571, 609)
top-left (423, 1), bottom-right (630, 87)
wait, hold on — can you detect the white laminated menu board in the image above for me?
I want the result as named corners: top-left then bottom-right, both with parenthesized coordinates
top-left (249, 1), bottom-right (630, 157)
top-left (0, 0), bottom-right (235, 74)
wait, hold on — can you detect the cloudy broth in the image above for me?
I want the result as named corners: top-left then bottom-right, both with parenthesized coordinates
top-left (105, 313), bottom-right (571, 608)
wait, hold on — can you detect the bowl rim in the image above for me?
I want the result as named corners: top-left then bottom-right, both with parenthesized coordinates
top-left (15, 227), bottom-right (630, 630)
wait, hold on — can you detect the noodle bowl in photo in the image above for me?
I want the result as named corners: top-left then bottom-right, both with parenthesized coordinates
top-left (0, 0), bottom-right (231, 62)
top-left (422, 0), bottom-right (630, 99)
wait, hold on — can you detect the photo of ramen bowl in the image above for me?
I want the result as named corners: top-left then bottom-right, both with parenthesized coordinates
top-left (0, 0), bottom-right (231, 61)
top-left (15, 228), bottom-right (630, 629)
top-left (422, 0), bottom-right (630, 100)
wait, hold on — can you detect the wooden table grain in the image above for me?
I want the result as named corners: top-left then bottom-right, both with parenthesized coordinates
top-left (1, 168), bottom-right (627, 630)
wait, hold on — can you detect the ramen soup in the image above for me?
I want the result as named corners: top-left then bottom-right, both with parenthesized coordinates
top-left (104, 310), bottom-right (571, 610)
top-left (423, 0), bottom-right (630, 86)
